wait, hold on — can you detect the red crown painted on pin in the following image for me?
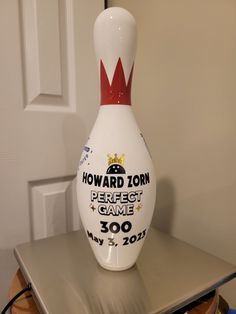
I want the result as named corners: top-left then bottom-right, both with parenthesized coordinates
top-left (100, 58), bottom-right (134, 105)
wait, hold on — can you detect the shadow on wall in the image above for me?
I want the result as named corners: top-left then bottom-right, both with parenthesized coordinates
top-left (63, 114), bottom-right (87, 174)
top-left (63, 114), bottom-right (88, 231)
top-left (152, 177), bottom-right (176, 234)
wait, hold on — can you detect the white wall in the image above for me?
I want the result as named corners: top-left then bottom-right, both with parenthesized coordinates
top-left (109, 0), bottom-right (236, 306)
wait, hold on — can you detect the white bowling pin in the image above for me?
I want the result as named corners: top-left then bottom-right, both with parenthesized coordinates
top-left (77, 7), bottom-right (156, 271)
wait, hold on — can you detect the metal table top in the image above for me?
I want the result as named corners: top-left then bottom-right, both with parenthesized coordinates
top-left (14, 228), bottom-right (236, 314)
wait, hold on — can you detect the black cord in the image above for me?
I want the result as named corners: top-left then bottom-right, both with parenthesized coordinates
top-left (1, 283), bottom-right (32, 314)
top-left (104, 0), bottom-right (108, 9)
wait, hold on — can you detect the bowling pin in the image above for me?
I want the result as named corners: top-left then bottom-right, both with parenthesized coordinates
top-left (77, 7), bottom-right (156, 271)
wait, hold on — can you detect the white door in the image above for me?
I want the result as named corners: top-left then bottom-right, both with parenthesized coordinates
top-left (0, 0), bottom-right (103, 308)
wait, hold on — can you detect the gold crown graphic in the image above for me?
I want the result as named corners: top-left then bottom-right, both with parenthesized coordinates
top-left (107, 153), bottom-right (125, 166)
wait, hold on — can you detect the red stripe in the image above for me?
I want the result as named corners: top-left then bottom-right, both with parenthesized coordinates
top-left (100, 58), bottom-right (133, 105)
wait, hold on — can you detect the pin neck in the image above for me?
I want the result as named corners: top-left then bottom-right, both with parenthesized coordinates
top-left (100, 58), bottom-right (133, 106)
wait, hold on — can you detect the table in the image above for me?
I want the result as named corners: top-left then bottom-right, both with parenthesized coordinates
top-left (14, 228), bottom-right (236, 314)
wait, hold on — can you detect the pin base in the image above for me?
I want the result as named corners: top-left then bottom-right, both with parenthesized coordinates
top-left (98, 261), bottom-right (136, 272)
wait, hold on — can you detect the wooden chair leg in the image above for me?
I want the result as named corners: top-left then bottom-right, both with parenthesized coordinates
top-left (8, 269), bottom-right (40, 314)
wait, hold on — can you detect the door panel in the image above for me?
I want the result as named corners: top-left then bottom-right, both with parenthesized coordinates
top-left (29, 175), bottom-right (79, 240)
top-left (20, 0), bottom-right (76, 112)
